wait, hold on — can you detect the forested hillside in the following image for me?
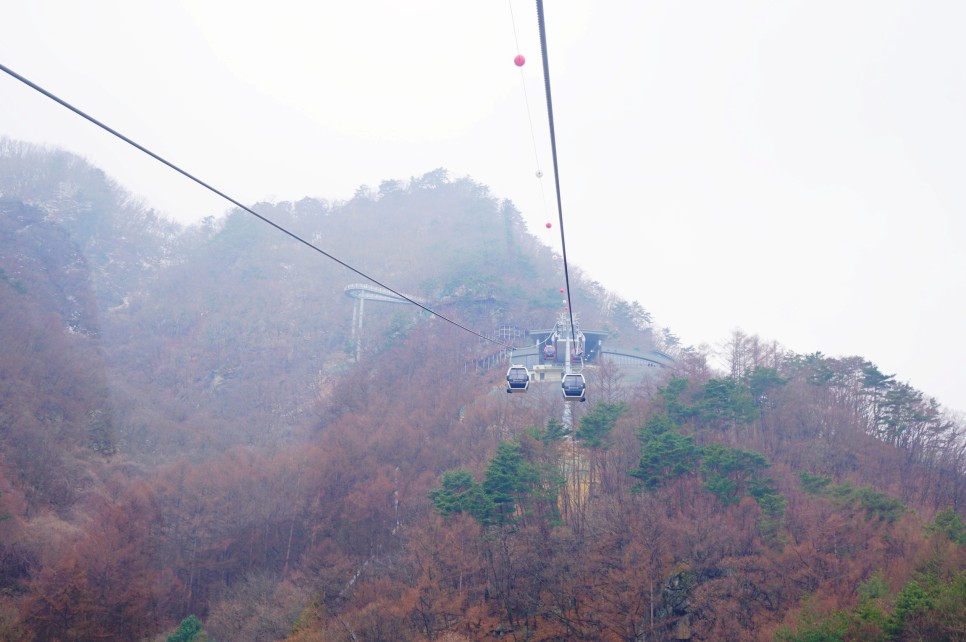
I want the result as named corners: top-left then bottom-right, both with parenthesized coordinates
top-left (1, 141), bottom-right (964, 641)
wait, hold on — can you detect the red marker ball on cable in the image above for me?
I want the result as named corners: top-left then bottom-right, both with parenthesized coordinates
top-left (514, 54), bottom-right (526, 67)
top-left (545, 222), bottom-right (552, 229)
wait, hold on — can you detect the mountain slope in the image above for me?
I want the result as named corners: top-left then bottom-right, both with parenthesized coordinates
top-left (0, 142), bottom-right (963, 641)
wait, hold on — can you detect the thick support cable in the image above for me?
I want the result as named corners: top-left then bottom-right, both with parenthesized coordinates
top-left (535, 0), bottom-right (579, 354)
top-left (0, 62), bottom-right (514, 351)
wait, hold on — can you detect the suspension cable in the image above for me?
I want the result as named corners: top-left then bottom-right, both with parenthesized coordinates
top-left (0, 62), bottom-right (515, 350)
top-left (508, 0), bottom-right (552, 224)
top-left (535, 0), bottom-right (579, 351)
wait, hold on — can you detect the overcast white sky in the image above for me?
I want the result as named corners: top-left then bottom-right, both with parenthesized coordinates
top-left (2, 1), bottom-right (965, 412)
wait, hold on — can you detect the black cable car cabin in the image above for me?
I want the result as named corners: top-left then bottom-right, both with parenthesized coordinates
top-left (561, 372), bottom-right (586, 402)
top-left (506, 366), bottom-right (531, 393)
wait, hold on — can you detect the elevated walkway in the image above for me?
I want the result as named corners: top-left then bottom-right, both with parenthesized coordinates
top-left (344, 283), bottom-right (424, 361)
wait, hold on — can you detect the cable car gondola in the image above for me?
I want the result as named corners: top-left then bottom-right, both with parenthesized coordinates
top-left (543, 344), bottom-right (556, 361)
top-left (506, 365), bottom-right (531, 393)
top-left (561, 372), bottom-right (586, 402)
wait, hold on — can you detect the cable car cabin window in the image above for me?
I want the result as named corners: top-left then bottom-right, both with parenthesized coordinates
top-left (506, 366), bottom-right (530, 393)
top-left (561, 373), bottom-right (586, 402)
